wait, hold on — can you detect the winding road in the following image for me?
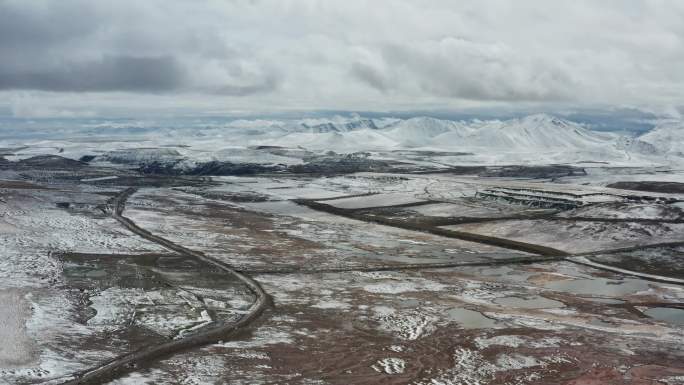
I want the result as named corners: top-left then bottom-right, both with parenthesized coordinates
top-left (59, 188), bottom-right (270, 385)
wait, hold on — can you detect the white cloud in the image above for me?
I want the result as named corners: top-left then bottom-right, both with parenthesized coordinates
top-left (0, 0), bottom-right (682, 114)
top-left (10, 94), bottom-right (96, 118)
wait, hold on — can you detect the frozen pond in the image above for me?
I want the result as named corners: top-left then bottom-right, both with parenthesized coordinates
top-left (544, 277), bottom-right (650, 297)
top-left (445, 307), bottom-right (499, 329)
top-left (320, 193), bottom-right (426, 209)
top-left (644, 307), bottom-right (684, 326)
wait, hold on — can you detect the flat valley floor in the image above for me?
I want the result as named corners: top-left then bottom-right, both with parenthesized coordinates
top-left (1, 160), bottom-right (684, 385)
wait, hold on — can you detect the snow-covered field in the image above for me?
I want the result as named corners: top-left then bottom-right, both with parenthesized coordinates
top-left (443, 220), bottom-right (684, 253)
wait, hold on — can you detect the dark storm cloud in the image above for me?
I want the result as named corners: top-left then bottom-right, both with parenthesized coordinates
top-left (0, 1), bottom-right (99, 48)
top-left (0, 0), bottom-right (278, 95)
top-left (0, 1), bottom-right (185, 92)
top-left (0, 56), bottom-right (184, 92)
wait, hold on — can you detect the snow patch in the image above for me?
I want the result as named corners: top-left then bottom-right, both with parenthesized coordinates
top-left (372, 358), bottom-right (406, 374)
top-left (474, 335), bottom-right (563, 349)
top-left (374, 308), bottom-right (437, 340)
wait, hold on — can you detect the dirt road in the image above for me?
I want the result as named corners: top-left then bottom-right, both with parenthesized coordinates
top-left (59, 188), bottom-right (270, 385)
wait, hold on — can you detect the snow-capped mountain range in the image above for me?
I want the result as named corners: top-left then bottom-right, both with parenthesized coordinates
top-left (242, 113), bottom-right (681, 164)
top-left (2, 114), bottom-right (683, 166)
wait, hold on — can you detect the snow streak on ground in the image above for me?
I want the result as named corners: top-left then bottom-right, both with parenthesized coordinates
top-left (0, 290), bottom-right (35, 368)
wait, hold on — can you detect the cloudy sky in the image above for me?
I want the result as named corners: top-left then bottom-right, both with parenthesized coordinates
top-left (0, 0), bottom-right (683, 118)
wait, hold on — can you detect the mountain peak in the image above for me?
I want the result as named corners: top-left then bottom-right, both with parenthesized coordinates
top-left (299, 118), bottom-right (378, 133)
top-left (520, 113), bottom-right (569, 127)
top-left (639, 121), bottom-right (684, 155)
